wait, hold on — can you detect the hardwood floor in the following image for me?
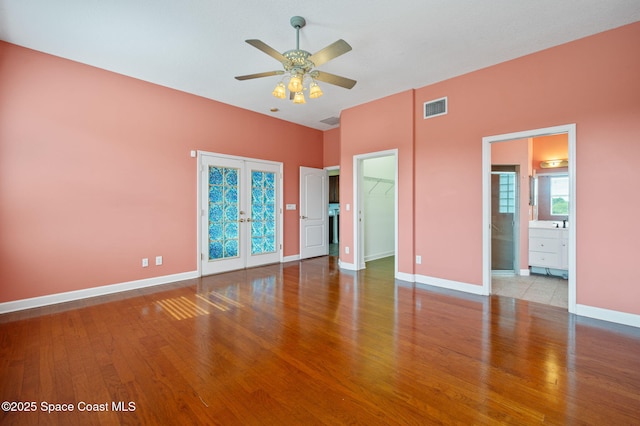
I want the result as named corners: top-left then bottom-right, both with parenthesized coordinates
top-left (2, 256), bottom-right (640, 425)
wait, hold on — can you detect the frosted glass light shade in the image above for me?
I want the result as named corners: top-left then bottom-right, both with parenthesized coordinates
top-left (309, 82), bottom-right (323, 99)
top-left (293, 92), bottom-right (306, 104)
top-left (288, 75), bottom-right (303, 92)
top-left (272, 82), bottom-right (286, 99)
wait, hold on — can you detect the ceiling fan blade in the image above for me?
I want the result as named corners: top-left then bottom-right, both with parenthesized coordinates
top-left (245, 39), bottom-right (288, 63)
top-left (313, 71), bottom-right (357, 89)
top-left (235, 70), bottom-right (284, 81)
top-left (308, 39), bottom-right (352, 67)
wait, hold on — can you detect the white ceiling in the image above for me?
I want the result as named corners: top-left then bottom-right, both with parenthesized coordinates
top-left (1, 1), bottom-right (639, 130)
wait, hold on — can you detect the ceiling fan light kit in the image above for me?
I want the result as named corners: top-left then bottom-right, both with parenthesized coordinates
top-left (235, 16), bottom-right (356, 105)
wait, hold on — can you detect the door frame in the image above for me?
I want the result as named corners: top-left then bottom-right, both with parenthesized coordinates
top-left (482, 124), bottom-right (576, 313)
top-left (352, 149), bottom-right (398, 276)
top-left (196, 151), bottom-right (283, 277)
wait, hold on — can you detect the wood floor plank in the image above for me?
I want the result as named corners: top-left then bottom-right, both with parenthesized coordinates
top-left (2, 256), bottom-right (640, 425)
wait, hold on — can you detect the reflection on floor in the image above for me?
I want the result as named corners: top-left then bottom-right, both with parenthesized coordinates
top-left (492, 274), bottom-right (568, 308)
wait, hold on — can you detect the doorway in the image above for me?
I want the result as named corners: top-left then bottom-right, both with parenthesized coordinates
top-left (482, 124), bottom-right (576, 313)
top-left (198, 152), bottom-right (282, 275)
top-left (353, 150), bottom-right (398, 276)
top-left (326, 166), bottom-right (340, 257)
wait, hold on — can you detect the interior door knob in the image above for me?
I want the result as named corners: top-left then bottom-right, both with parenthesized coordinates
top-left (300, 215), bottom-right (307, 219)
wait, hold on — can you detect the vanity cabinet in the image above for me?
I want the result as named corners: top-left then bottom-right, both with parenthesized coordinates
top-left (529, 228), bottom-right (568, 270)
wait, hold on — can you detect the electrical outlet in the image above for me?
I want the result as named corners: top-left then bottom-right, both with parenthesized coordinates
top-left (416, 255), bottom-right (422, 265)
top-left (155, 256), bottom-right (163, 266)
top-left (142, 258), bottom-right (149, 267)
top-left (345, 246), bottom-right (350, 254)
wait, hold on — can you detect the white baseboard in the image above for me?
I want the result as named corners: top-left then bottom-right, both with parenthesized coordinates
top-left (364, 251), bottom-right (394, 262)
top-left (339, 260), bottom-right (357, 271)
top-left (415, 274), bottom-right (487, 295)
top-left (282, 254), bottom-right (300, 263)
top-left (0, 271), bottom-right (198, 314)
top-left (395, 271), bottom-right (415, 283)
top-left (576, 304), bottom-right (640, 329)
top-left (520, 269), bottom-right (530, 276)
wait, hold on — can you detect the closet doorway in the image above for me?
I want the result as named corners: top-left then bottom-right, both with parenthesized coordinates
top-left (353, 149), bottom-right (398, 275)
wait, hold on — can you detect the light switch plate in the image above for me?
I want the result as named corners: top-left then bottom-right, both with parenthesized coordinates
top-left (286, 204), bottom-right (297, 210)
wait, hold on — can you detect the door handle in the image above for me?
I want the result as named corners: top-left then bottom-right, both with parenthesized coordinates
top-left (300, 215), bottom-right (307, 219)
top-left (239, 218), bottom-right (245, 223)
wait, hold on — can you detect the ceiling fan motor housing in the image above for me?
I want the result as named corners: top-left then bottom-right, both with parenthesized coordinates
top-left (283, 50), bottom-right (314, 73)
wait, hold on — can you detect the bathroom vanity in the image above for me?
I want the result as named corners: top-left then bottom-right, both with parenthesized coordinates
top-left (529, 221), bottom-right (568, 272)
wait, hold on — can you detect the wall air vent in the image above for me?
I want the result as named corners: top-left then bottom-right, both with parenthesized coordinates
top-left (423, 97), bottom-right (447, 119)
top-left (320, 116), bottom-right (340, 126)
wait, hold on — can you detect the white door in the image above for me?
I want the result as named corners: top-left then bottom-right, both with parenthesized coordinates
top-left (201, 154), bottom-right (281, 275)
top-left (299, 166), bottom-right (328, 259)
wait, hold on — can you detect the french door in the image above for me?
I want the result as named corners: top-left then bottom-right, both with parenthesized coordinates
top-left (200, 154), bottom-right (281, 275)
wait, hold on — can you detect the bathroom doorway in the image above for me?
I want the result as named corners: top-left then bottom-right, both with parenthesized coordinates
top-left (483, 124), bottom-right (576, 313)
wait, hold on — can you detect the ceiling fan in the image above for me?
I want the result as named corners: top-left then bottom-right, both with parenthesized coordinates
top-left (235, 16), bottom-right (356, 104)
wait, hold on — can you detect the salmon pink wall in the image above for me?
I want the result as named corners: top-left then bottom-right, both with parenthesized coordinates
top-left (323, 128), bottom-right (340, 167)
top-left (411, 22), bottom-right (640, 314)
top-left (0, 42), bottom-right (322, 304)
top-left (338, 22), bottom-right (640, 317)
top-left (340, 91), bottom-right (414, 273)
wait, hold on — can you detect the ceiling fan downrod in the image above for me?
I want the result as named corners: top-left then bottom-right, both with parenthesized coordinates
top-left (290, 16), bottom-right (306, 51)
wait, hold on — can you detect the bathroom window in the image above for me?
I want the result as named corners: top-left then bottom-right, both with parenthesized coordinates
top-left (550, 176), bottom-right (569, 215)
top-left (498, 173), bottom-right (516, 214)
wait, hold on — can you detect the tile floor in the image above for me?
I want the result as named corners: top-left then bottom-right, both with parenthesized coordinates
top-left (492, 273), bottom-right (568, 308)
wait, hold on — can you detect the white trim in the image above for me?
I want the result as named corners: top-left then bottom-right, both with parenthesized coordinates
top-left (415, 275), bottom-right (487, 296)
top-left (395, 271), bottom-right (415, 283)
top-left (339, 260), bottom-right (357, 271)
top-left (364, 251), bottom-right (395, 262)
top-left (0, 271), bottom-right (198, 314)
top-left (520, 269), bottom-right (530, 276)
top-left (576, 304), bottom-right (640, 329)
top-left (353, 149), bottom-right (399, 276)
top-left (482, 124), bottom-right (577, 313)
top-left (282, 254), bottom-right (300, 263)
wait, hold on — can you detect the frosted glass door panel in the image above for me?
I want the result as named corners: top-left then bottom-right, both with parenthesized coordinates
top-left (208, 166), bottom-right (240, 260)
top-left (245, 161), bottom-right (281, 268)
top-left (201, 156), bottom-right (245, 274)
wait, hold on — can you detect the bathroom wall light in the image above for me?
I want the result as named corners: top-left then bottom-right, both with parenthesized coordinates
top-left (540, 159), bottom-right (568, 169)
